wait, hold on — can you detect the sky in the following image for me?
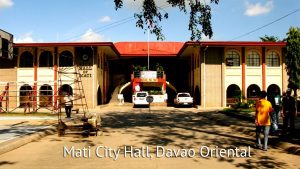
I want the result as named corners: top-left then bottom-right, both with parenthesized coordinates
top-left (0, 0), bottom-right (299, 43)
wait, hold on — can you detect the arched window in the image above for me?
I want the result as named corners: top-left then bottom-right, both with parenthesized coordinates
top-left (39, 51), bottom-right (53, 67)
top-left (59, 50), bottom-right (73, 67)
top-left (247, 84), bottom-right (261, 98)
top-left (226, 51), bottom-right (240, 66)
top-left (247, 51), bottom-right (260, 67)
top-left (19, 51), bottom-right (34, 68)
top-left (266, 51), bottom-right (280, 67)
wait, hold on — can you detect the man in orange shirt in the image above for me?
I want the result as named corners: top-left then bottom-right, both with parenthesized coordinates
top-left (255, 90), bottom-right (273, 151)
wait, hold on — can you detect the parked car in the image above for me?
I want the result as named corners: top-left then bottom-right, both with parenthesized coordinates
top-left (174, 92), bottom-right (193, 107)
top-left (132, 91), bottom-right (149, 107)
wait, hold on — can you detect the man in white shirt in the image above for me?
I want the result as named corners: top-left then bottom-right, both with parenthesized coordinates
top-left (64, 93), bottom-right (73, 118)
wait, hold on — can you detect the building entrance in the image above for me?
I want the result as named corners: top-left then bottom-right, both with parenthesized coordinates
top-left (109, 58), bottom-right (189, 104)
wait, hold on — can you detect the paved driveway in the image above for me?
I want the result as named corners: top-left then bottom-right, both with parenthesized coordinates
top-left (0, 107), bottom-right (299, 169)
top-left (0, 116), bottom-right (56, 143)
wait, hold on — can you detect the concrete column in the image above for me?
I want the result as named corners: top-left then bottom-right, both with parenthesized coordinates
top-left (54, 47), bottom-right (58, 111)
top-left (282, 48), bottom-right (288, 92)
top-left (242, 47), bottom-right (246, 97)
top-left (221, 47), bottom-right (226, 107)
top-left (262, 47), bottom-right (266, 91)
top-left (33, 48), bottom-right (38, 112)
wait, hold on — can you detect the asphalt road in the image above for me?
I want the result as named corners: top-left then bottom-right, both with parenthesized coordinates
top-left (0, 106), bottom-right (299, 169)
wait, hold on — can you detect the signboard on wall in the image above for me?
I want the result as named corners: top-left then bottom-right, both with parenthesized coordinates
top-left (140, 71), bottom-right (157, 79)
top-left (79, 66), bottom-right (92, 78)
top-left (226, 58), bottom-right (233, 66)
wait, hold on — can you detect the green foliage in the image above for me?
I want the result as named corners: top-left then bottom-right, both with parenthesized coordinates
top-left (133, 65), bottom-right (148, 71)
top-left (247, 100), bottom-right (256, 108)
top-left (148, 90), bottom-right (163, 95)
top-left (156, 63), bottom-right (164, 71)
top-left (233, 100), bottom-right (256, 109)
top-left (114, 0), bottom-right (219, 41)
top-left (133, 65), bottom-right (142, 71)
top-left (234, 102), bottom-right (249, 109)
top-left (285, 27), bottom-right (300, 90)
top-left (260, 35), bottom-right (279, 42)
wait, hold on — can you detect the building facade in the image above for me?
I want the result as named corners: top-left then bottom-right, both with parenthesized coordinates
top-left (0, 40), bottom-right (286, 111)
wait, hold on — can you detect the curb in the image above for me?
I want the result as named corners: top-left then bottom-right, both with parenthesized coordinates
top-left (0, 125), bottom-right (57, 155)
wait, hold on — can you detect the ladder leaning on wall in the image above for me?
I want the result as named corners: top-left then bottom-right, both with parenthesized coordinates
top-left (57, 65), bottom-right (89, 118)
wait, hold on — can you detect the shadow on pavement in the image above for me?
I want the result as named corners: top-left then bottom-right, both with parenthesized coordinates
top-left (41, 108), bottom-right (297, 169)
top-left (0, 161), bottom-right (17, 167)
top-left (96, 109), bottom-right (294, 168)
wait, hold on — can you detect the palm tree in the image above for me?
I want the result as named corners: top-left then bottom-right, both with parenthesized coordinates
top-left (260, 35), bottom-right (279, 42)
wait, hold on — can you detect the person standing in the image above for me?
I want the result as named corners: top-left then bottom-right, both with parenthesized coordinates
top-left (267, 89), bottom-right (281, 134)
top-left (281, 89), bottom-right (296, 134)
top-left (64, 92), bottom-right (73, 118)
top-left (255, 91), bottom-right (273, 151)
top-left (273, 90), bottom-right (281, 132)
top-left (24, 91), bottom-right (31, 114)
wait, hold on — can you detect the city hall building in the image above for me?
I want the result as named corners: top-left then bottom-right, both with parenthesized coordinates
top-left (0, 29), bottom-right (287, 111)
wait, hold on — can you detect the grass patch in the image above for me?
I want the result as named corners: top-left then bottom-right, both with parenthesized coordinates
top-left (221, 107), bottom-right (255, 113)
top-left (219, 108), bottom-right (255, 122)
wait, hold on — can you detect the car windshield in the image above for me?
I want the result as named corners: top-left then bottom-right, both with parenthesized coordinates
top-left (137, 93), bottom-right (147, 97)
top-left (178, 93), bottom-right (190, 97)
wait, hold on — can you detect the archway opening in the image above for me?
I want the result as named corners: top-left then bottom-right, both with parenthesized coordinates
top-left (19, 84), bottom-right (32, 107)
top-left (247, 84), bottom-right (260, 101)
top-left (226, 84), bottom-right (241, 106)
top-left (267, 84), bottom-right (280, 96)
top-left (39, 84), bottom-right (53, 107)
top-left (59, 84), bottom-right (73, 95)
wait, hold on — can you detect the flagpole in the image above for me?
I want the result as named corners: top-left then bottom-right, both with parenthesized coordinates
top-left (147, 26), bottom-right (150, 70)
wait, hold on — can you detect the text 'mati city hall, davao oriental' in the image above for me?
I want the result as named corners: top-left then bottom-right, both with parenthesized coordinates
top-left (0, 29), bottom-right (287, 112)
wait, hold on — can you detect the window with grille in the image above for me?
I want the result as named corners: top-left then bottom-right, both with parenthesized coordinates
top-left (266, 51), bottom-right (280, 67)
top-left (39, 51), bottom-right (53, 67)
top-left (247, 51), bottom-right (260, 67)
top-left (19, 51), bottom-right (33, 68)
top-left (226, 51), bottom-right (240, 66)
top-left (59, 51), bottom-right (73, 67)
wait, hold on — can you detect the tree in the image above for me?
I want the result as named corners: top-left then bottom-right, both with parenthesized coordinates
top-left (285, 27), bottom-right (300, 94)
top-left (114, 0), bottom-right (219, 41)
top-left (260, 35), bottom-right (279, 42)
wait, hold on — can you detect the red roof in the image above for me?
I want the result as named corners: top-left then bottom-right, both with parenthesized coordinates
top-left (13, 42), bottom-right (116, 47)
top-left (13, 41), bottom-right (286, 58)
top-left (186, 41), bottom-right (287, 46)
top-left (114, 42), bottom-right (184, 57)
top-left (177, 41), bottom-right (287, 56)
top-left (13, 42), bottom-right (120, 55)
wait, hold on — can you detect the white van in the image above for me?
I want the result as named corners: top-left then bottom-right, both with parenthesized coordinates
top-left (132, 91), bottom-right (149, 106)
